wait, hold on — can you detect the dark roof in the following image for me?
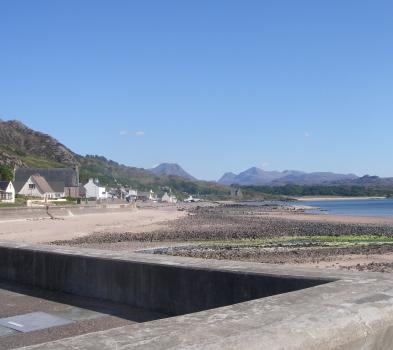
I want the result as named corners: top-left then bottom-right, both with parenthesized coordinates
top-left (14, 168), bottom-right (79, 192)
top-left (0, 181), bottom-right (11, 191)
top-left (138, 191), bottom-right (153, 197)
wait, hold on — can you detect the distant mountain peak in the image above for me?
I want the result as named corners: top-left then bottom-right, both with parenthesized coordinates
top-left (149, 163), bottom-right (196, 180)
top-left (244, 167), bottom-right (263, 174)
top-left (218, 172), bottom-right (238, 185)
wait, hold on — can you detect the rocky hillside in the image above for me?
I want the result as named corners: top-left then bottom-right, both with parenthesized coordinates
top-left (0, 120), bottom-right (229, 198)
top-left (0, 119), bottom-right (77, 167)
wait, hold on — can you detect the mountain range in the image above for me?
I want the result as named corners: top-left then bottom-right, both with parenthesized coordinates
top-left (147, 163), bottom-right (393, 188)
top-left (218, 167), bottom-right (359, 186)
top-left (218, 167), bottom-right (393, 188)
top-left (1, 119), bottom-right (393, 193)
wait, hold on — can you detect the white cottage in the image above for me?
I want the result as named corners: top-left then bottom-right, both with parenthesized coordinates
top-left (137, 190), bottom-right (156, 201)
top-left (18, 175), bottom-right (57, 199)
top-left (84, 178), bottom-right (108, 199)
top-left (0, 181), bottom-right (15, 203)
top-left (14, 167), bottom-right (79, 198)
top-left (161, 192), bottom-right (177, 203)
top-left (125, 188), bottom-right (138, 202)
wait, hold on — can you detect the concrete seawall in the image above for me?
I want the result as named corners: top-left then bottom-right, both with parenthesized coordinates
top-left (0, 243), bottom-right (330, 316)
top-left (1, 242), bottom-right (393, 349)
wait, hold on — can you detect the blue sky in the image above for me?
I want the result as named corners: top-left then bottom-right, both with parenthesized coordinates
top-left (1, 1), bottom-right (392, 180)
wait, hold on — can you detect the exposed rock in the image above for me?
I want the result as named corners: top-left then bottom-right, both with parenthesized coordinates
top-left (0, 119), bottom-right (78, 167)
top-left (0, 149), bottom-right (24, 167)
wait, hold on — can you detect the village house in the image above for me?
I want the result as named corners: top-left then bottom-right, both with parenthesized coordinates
top-left (18, 175), bottom-right (57, 199)
top-left (107, 189), bottom-right (118, 199)
top-left (137, 190), bottom-right (156, 201)
top-left (230, 187), bottom-right (243, 199)
top-left (161, 192), bottom-right (177, 203)
top-left (78, 183), bottom-right (87, 198)
top-left (107, 187), bottom-right (120, 199)
top-left (124, 188), bottom-right (138, 202)
top-left (84, 178), bottom-right (108, 199)
top-left (14, 167), bottom-right (80, 198)
top-left (0, 181), bottom-right (15, 203)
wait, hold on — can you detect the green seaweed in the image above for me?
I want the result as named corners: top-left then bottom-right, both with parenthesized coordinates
top-left (191, 235), bottom-right (393, 249)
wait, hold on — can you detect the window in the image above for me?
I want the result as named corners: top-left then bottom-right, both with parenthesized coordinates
top-left (0, 193), bottom-right (12, 200)
top-left (29, 184), bottom-right (36, 189)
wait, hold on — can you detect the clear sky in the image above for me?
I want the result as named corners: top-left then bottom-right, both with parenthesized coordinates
top-left (1, 1), bottom-right (392, 180)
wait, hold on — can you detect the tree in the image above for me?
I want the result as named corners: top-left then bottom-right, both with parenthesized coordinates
top-left (0, 164), bottom-right (13, 181)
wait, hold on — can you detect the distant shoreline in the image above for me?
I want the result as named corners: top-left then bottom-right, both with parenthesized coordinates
top-left (295, 196), bottom-right (387, 202)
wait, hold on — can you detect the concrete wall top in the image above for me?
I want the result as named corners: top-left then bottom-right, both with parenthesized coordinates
top-left (1, 241), bottom-right (392, 350)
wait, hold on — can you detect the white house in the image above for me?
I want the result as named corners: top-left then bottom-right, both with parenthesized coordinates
top-left (125, 188), bottom-right (138, 202)
top-left (0, 181), bottom-right (15, 203)
top-left (84, 178), bottom-right (108, 199)
top-left (161, 192), bottom-right (177, 203)
top-left (137, 190), bottom-right (156, 201)
top-left (14, 167), bottom-right (79, 198)
top-left (18, 175), bottom-right (57, 199)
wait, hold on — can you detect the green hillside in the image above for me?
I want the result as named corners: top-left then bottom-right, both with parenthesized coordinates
top-left (79, 155), bottom-right (229, 198)
top-left (0, 120), bottom-right (230, 199)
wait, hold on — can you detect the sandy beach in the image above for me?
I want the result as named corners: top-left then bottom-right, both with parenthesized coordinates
top-left (0, 205), bottom-right (186, 244)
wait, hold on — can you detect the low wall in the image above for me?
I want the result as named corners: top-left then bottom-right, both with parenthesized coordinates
top-left (0, 244), bottom-right (331, 316)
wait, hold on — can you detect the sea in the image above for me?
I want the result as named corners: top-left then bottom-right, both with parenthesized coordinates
top-left (242, 198), bottom-right (393, 217)
top-left (297, 198), bottom-right (393, 217)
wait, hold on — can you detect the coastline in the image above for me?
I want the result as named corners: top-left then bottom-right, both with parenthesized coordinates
top-left (2, 201), bottom-right (393, 245)
top-left (3, 201), bottom-right (393, 273)
top-left (295, 196), bottom-right (387, 201)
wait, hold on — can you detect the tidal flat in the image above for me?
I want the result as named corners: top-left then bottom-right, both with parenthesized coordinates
top-left (51, 203), bottom-right (393, 273)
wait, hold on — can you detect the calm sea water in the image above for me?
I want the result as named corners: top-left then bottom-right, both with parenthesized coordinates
top-left (299, 198), bottom-right (393, 217)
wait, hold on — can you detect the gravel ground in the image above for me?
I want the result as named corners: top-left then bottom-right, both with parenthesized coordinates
top-left (53, 204), bottom-right (393, 245)
top-left (154, 244), bottom-right (393, 273)
top-left (52, 204), bottom-right (393, 273)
